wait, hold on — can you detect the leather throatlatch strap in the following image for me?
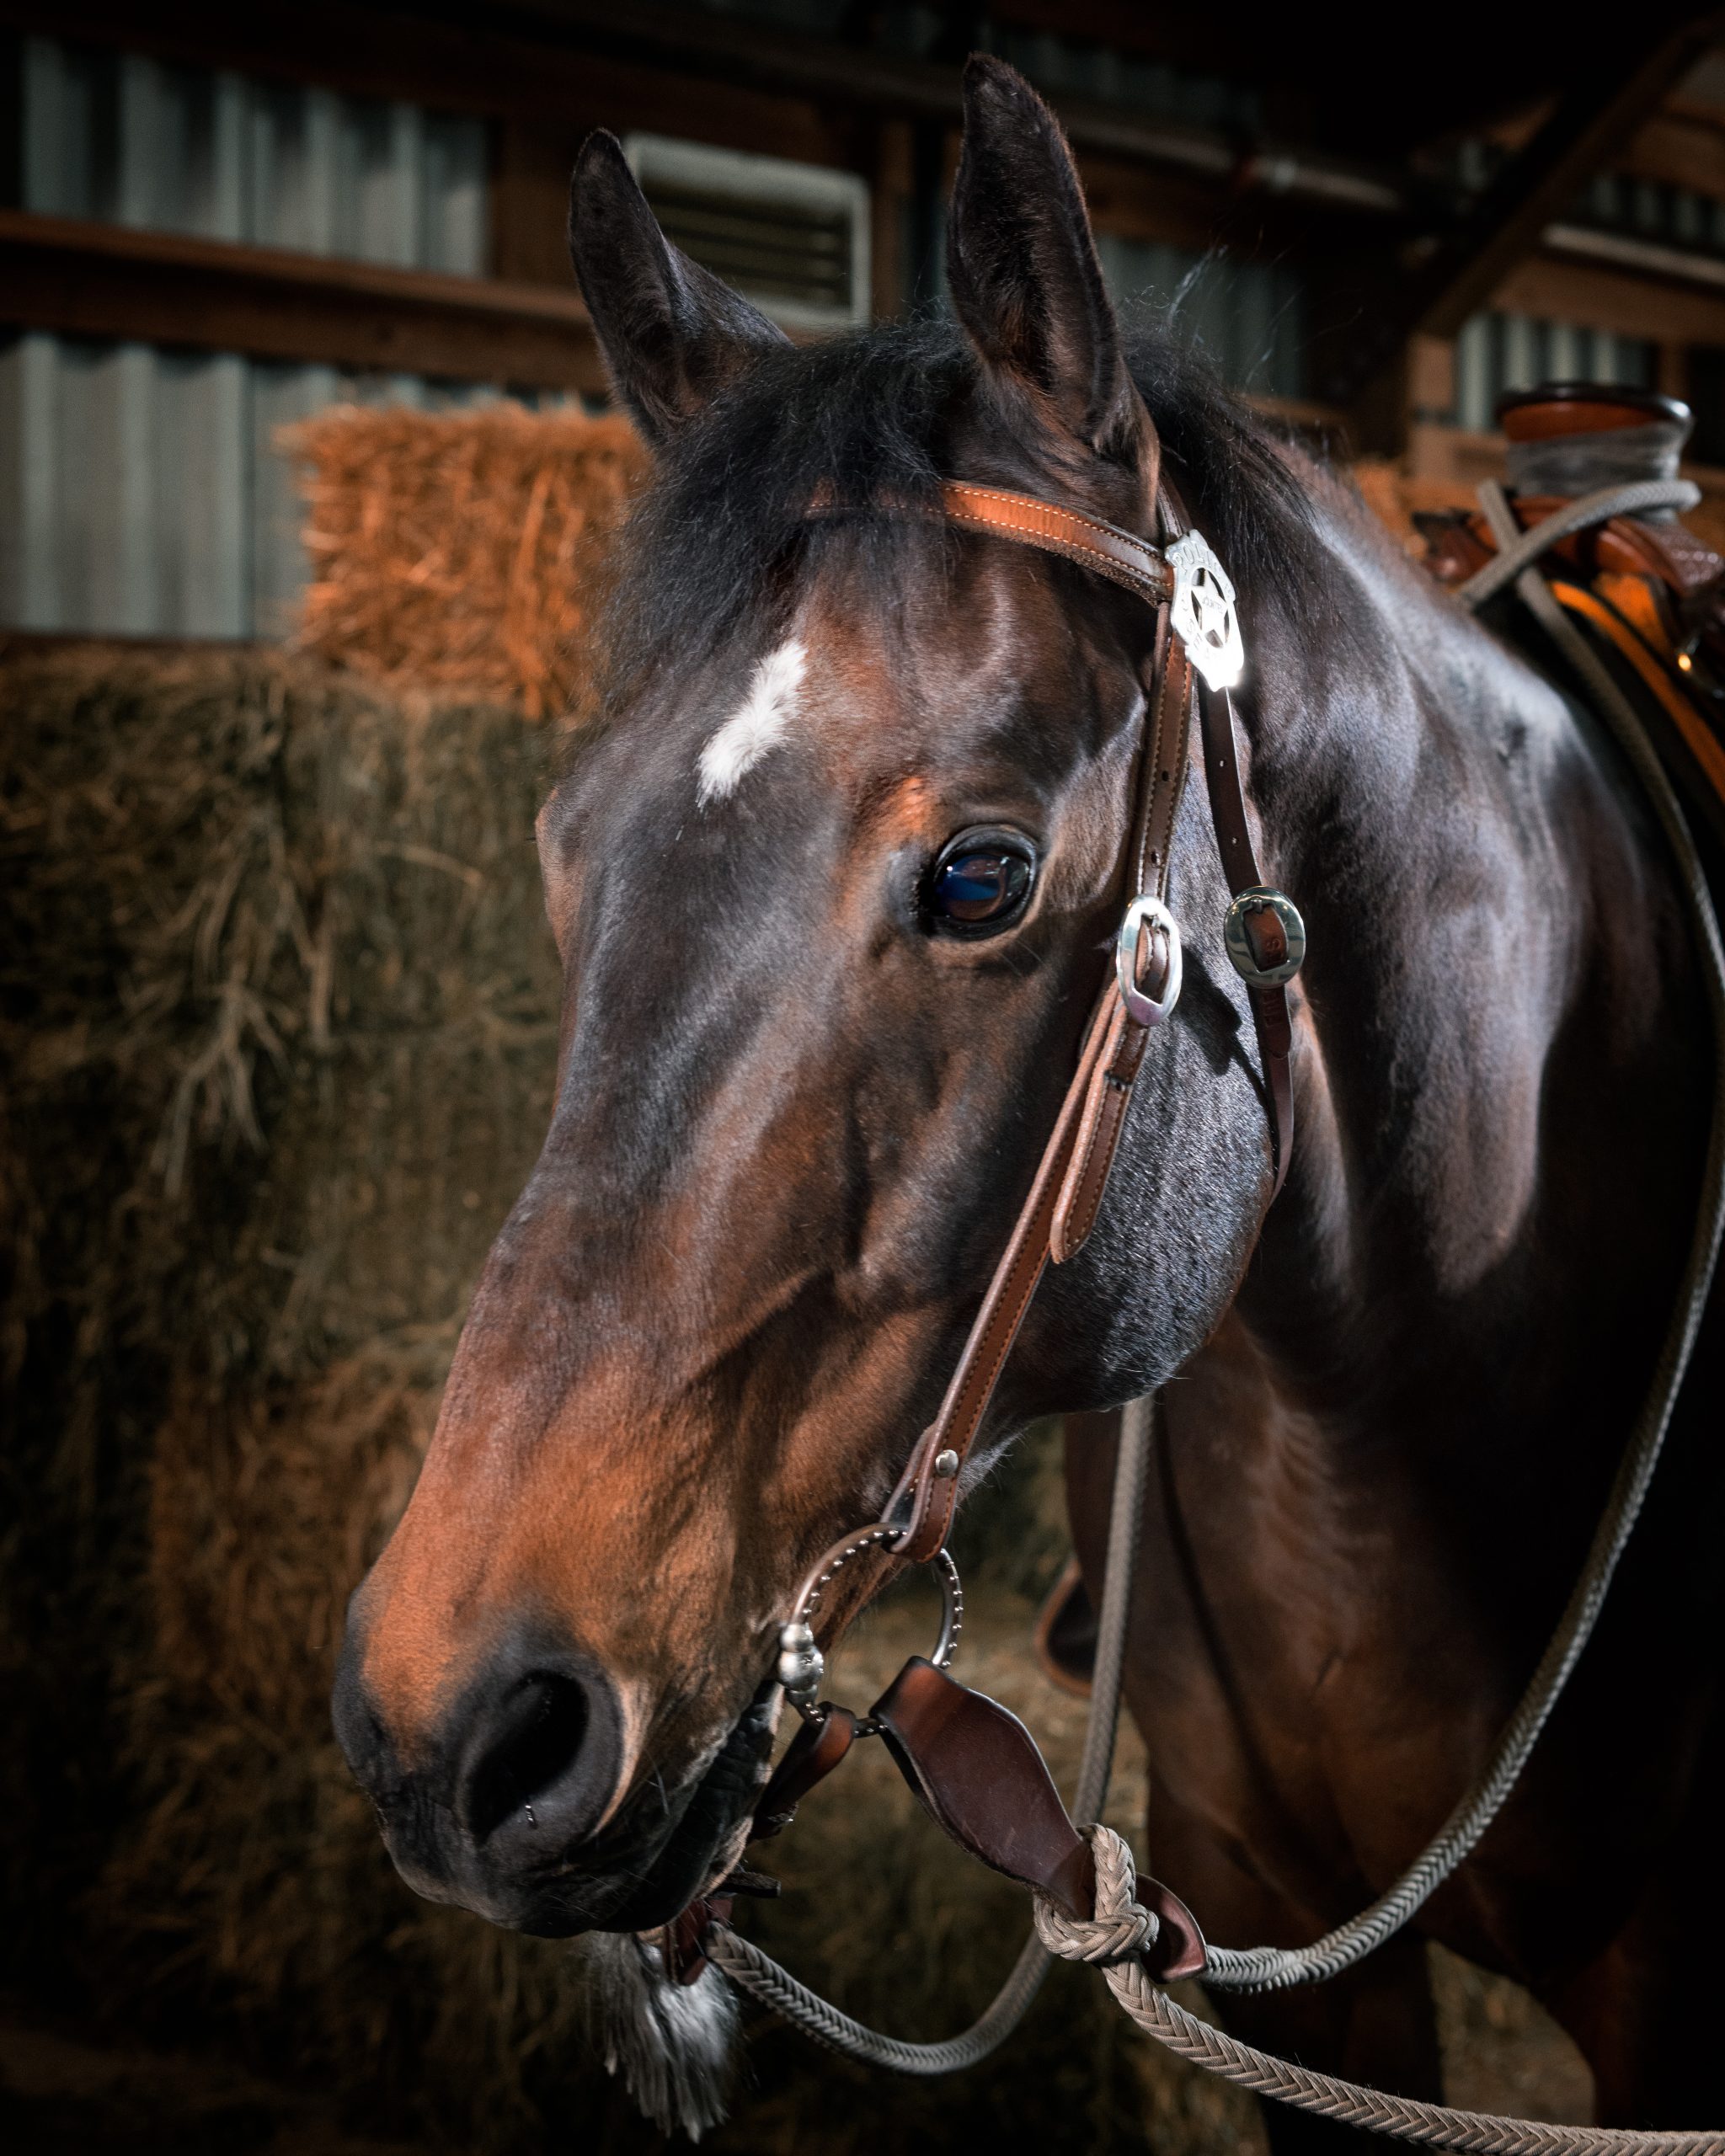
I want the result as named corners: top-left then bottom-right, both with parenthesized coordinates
top-left (880, 479), bottom-right (1289, 1566)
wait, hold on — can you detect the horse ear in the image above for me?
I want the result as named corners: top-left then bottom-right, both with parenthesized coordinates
top-left (569, 131), bottom-right (790, 447)
top-left (947, 59), bottom-right (1151, 476)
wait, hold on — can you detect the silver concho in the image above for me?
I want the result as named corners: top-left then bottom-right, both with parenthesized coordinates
top-left (1222, 887), bottom-right (1306, 986)
top-left (1167, 530), bottom-right (1245, 692)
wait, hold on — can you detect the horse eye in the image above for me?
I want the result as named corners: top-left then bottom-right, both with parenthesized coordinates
top-left (925, 827), bottom-right (1039, 938)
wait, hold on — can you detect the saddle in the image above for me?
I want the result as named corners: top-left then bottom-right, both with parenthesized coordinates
top-left (1035, 379), bottom-right (1725, 1698)
top-left (1416, 382), bottom-right (1725, 854)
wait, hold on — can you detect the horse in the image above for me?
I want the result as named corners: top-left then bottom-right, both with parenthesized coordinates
top-left (332, 56), bottom-right (1725, 2142)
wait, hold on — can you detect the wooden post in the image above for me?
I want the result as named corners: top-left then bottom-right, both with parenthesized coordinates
top-left (492, 117), bottom-right (583, 289)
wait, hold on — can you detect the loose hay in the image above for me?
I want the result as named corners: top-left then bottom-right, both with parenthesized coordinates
top-left (0, 641), bottom-right (1265, 2154)
top-left (286, 405), bottom-right (648, 719)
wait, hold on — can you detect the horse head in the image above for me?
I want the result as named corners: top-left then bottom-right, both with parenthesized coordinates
top-left (333, 59), bottom-right (1282, 1940)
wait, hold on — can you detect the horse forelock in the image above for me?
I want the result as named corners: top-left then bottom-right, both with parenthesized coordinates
top-left (561, 318), bottom-right (1324, 780)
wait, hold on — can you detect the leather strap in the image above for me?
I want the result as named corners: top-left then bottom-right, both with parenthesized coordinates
top-left (885, 985), bottom-right (1123, 1561)
top-left (1197, 680), bottom-right (1295, 1198)
top-left (1049, 623), bottom-right (1194, 1261)
top-left (865, 479), bottom-right (1293, 1564)
top-left (750, 1705), bottom-right (857, 1841)
top-left (941, 481), bottom-right (1176, 609)
top-left (869, 1656), bottom-right (1208, 1977)
top-left (872, 1656), bottom-right (1097, 1919)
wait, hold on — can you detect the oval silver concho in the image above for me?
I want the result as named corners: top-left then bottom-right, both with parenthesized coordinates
top-left (1167, 530), bottom-right (1245, 692)
top-left (1222, 887), bottom-right (1306, 986)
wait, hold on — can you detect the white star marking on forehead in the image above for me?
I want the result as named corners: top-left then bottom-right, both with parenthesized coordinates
top-left (697, 639), bottom-right (807, 806)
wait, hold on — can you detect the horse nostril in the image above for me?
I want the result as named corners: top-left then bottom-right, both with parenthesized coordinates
top-left (458, 1672), bottom-right (595, 1844)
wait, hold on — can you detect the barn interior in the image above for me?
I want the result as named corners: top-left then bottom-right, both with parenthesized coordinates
top-left (3, 3), bottom-right (1724, 2150)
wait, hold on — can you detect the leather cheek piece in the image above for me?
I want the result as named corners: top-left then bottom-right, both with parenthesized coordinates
top-left (1050, 1007), bottom-right (1147, 1263)
top-left (874, 481), bottom-right (1294, 1566)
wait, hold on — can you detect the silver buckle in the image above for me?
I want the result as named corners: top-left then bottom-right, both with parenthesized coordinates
top-left (1115, 895), bottom-right (1183, 1027)
top-left (1167, 530), bottom-right (1245, 691)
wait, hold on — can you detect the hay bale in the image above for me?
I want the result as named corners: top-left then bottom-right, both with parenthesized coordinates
top-left (286, 406), bottom-right (648, 719)
top-left (1, 642), bottom-right (1241, 2153)
top-left (0, 643), bottom-right (560, 2092)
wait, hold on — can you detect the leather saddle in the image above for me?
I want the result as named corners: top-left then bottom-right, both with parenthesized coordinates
top-left (1413, 382), bottom-right (1725, 856)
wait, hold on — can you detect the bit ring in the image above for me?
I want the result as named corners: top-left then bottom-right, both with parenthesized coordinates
top-left (776, 1534), bottom-right (964, 1728)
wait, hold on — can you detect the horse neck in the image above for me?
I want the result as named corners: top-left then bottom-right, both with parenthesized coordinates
top-left (1226, 500), bottom-right (1705, 1468)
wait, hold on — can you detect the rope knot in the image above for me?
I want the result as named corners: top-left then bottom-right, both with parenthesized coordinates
top-left (1032, 1823), bottom-right (1160, 1967)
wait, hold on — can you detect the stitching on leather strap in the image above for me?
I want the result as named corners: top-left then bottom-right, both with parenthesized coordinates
top-left (944, 512), bottom-right (1170, 605)
top-left (1051, 1074), bottom-right (1130, 1263)
top-left (941, 483), bottom-right (1177, 604)
top-left (890, 984), bottom-right (1115, 1560)
top-left (886, 478), bottom-right (1281, 1559)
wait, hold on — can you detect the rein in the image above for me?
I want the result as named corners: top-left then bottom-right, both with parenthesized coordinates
top-left (680, 476), bottom-right (1725, 2150)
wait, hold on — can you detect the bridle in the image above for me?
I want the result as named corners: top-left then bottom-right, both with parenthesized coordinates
top-left (775, 476), bottom-right (1304, 1672)
top-left (656, 475), bottom-right (1307, 1983)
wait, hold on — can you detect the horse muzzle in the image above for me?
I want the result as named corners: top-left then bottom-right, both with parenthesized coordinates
top-left (332, 1614), bottom-right (776, 1935)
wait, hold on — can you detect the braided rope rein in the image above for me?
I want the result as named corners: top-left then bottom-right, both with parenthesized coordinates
top-left (1032, 1827), bottom-right (1725, 2156)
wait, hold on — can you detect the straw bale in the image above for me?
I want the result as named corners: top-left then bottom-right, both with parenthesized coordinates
top-left (286, 405), bottom-right (648, 720)
top-left (0, 643), bottom-right (558, 2036)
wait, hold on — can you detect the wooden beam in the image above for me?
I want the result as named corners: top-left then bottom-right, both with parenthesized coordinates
top-left (1320, 11), bottom-right (1725, 409)
top-left (0, 210), bottom-right (606, 389)
top-left (1493, 247), bottom-right (1725, 346)
top-left (1543, 221), bottom-right (1725, 296)
top-left (1621, 109), bottom-right (1725, 199)
top-left (0, 0), bottom-right (1407, 221)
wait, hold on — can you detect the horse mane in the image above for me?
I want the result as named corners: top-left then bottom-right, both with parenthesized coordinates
top-left (577, 317), bottom-right (1322, 750)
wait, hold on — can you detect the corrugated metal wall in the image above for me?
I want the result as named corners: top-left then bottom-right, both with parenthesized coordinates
top-left (0, 34), bottom-right (506, 639)
top-left (15, 35), bottom-right (488, 265)
top-left (1452, 314), bottom-right (1657, 433)
top-left (0, 340), bottom-right (529, 638)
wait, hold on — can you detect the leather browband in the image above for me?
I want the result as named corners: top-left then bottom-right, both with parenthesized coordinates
top-left (941, 481), bottom-right (1177, 608)
top-left (819, 478), bottom-right (1296, 1566)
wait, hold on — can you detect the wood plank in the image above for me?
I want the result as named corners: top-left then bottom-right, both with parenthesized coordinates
top-left (1543, 221), bottom-right (1725, 297)
top-left (1493, 248), bottom-right (1725, 346)
top-left (1621, 110), bottom-right (1725, 200)
top-left (0, 209), bottom-right (608, 388)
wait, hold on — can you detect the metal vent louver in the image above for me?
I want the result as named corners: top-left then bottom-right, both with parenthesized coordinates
top-left (624, 135), bottom-right (870, 332)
